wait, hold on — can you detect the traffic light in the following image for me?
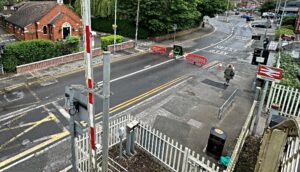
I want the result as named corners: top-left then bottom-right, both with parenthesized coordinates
top-left (173, 45), bottom-right (183, 57)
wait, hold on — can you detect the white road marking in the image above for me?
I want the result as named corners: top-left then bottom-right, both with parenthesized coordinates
top-left (144, 65), bottom-right (151, 69)
top-left (3, 91), bottom-right (24, 103)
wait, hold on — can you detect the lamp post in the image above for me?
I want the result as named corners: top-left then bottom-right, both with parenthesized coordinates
top-left (226, 0), bottom-right (230, 22)
top-left (113, 0), bottom-right (117, 54)
top-left (135, 0), bottom-right (140, 48)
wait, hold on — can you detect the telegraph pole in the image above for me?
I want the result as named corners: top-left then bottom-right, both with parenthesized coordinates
top-left (81, 0), bottom-right (97, 170)
top-left (113, 0), bottom-right (118, 54)
top-left (135, 0), bottom-right (140, 47)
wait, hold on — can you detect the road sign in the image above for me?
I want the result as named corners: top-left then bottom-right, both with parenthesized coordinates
top-left (268, 41), bottom-right (278, 51)
top-left (257, 65), bottom-right (283, 82)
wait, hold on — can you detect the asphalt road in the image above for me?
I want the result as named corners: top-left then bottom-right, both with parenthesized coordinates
top-left (0, 15), bottom-right (255, 171)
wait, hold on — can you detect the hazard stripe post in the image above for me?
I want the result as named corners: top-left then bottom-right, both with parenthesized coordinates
top-left (81, 0), bottom-right (97, 170)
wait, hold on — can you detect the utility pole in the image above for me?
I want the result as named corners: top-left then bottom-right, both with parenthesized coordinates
top-left (113, 0), bottom-right (117, 54)
top-left (102, 52), bottom-right (111, 172)
top-left (134, 0), bottom-right (140, 48)
top-left (279, 0), bottom-right (287, 28)
top-left (80, 0), bottom-right (97, 170)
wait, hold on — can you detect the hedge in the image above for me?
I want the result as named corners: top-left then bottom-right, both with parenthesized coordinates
top-left (100, 35), bottom-right (123, 50)
top-left (92, 17), bottom-right (150, 39)
top-left (275, 27), bottom-right (294, 40)
top-left (1, 36), bottom-right (80, 72)
top-left (277, 52), bottom-right (300, 89)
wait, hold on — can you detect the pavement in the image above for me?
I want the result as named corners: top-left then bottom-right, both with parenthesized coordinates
top-left (0, 15), bottom-right (271, 171)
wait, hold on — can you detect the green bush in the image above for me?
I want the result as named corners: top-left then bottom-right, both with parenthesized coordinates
top-left (1, 37), bottom-right (81, 72)
top-left (282, 16), bottom-right (296, 27)
top-left (1, 39), bottom-right (60, 72)
top-left (58, 36), bottom-right (81, 55)
top-left (281, 25), bottom-right (295, 31)
top-left (275, 28), bottom-right (294, 40)
top-left (277, 52), bottom-right (300, 89)
top-left (100, 35), bottom-right (123, 50)
top-left (92, 17), bottom-right (150, 39)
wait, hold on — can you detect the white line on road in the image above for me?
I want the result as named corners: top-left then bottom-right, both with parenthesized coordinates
top-left (52, 102), bottom-right (70, 120)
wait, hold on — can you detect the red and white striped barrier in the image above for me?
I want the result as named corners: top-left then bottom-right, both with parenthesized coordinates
top-left (150, 45), bottom-right (167, 55)
top-left (185, 53), bottom-right (208, 66)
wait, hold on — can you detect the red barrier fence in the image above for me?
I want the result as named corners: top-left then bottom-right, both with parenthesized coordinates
top-left (16, 48), bottom-right (102, 73)
top-left (185, 53), bottom-right (208, 66)
top-left (150, 45), bottom-right (167, 55)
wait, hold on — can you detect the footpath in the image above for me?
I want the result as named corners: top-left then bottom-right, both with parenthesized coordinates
top-left (0, 25), bottom-right (214, 93)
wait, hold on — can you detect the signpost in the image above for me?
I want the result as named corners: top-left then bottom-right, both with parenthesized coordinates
top-left (257, 65), bottom-right (283, 82)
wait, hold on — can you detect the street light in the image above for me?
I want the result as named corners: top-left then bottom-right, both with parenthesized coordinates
top-left (279, 0), bottom-right (287, 28)
top-left (113, 0), bottom-right (117, 54)
top-left (135, 0), bottom-right (140, 48)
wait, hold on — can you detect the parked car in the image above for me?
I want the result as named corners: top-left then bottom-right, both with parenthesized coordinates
top-left (241, 14), bottom-right (254, 21)
top-left (262, 12), bottom-right (275, 19)
top-left (281, 34), bottom-right (295, 41)
top-left (251, 19), bottom-right (271, 28)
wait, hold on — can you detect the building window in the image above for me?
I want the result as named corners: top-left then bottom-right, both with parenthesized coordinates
top-left (43, 26), bottom-right (47, 34)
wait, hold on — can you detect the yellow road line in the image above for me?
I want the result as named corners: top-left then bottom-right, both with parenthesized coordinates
top-left (0, 113), bottom-right (55, 150)
top-left (95, 75), bottom-right (187, 119)
top-left (0, 130), bottom-right (69, 168)
top-left (0, 122), bottom-right (35, 133)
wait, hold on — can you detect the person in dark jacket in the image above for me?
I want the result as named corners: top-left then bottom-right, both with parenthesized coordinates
top-left (224, 64), bottom-right (235, 85)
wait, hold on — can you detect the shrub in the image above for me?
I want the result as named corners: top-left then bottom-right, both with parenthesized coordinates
top-left (58, 36), bottom-right (81, 55)
top-left (100, 35), bottom-right (123, 50)
top-left (92, 17), bottom-right (150, 39)
top-left (277, 52), bottom-right (300, 89)
top-left (282, 16), bottom-right (296, 27)
top-left (275, 28), bottom-right (294, 40)
top-left (1, 39), bottom-right (60, 72)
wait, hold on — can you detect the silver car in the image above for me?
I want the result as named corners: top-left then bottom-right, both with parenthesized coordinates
top-left (251, 19), bottom-right (272, 28)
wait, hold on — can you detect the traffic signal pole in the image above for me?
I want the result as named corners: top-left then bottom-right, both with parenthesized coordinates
top-left (81, 0), bottom-right (97, 170)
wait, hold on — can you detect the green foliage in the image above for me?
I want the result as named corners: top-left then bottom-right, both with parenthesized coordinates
top-left (1, 39), bottom-right (60, 72)
top-left (74, 0), bottom-right (113, 17)
top-left (282, 16), bottom-right (296, 27)
top-left (259, 0), bottom-right (276, 13)
top-left (58, 36), bottom-right (81, 55)
top-left (277, 52), bottom-right (300, 89)
top-left (1, 37), bottom-right (80, 72)
top-left (275, 28), bottom-right (294, 40)
top-left (92, 17), bottom-right (150, 39)
top-left (100, 35), bottom-right (123, 50)
top-left (118, 0), bottom-right (201, 35)
top-left (0, 0), bottom-right (8, 10)
top-left (281, 25), bottom-right (295, 31)
top-left (197, 0), bottom-right (228, 18)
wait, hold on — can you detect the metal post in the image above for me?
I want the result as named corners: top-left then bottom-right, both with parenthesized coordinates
top-left (226, 0), bottom-right (230, 22)
top-left (257, 80), bottom-right (269, 122)
top-left (81, 0), bottom-right (96, 169)
top-left (126, 129), bottom-right (132, 156)
top-left (134, 0), bottom-right (140, 47)
top-left (252, 87), bottom-right (261, 136)
top-left (113, 0), bottom-right (117, 54)
top-left (279, 0), bottom-right (287, 28)
top-left (130, 129), bottom-right (136, 153)
top-left (102, 52), bottom-right (111, 172)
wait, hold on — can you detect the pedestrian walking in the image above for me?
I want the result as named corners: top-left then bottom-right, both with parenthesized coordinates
top-left (224, 64), bottom-right (235, 86)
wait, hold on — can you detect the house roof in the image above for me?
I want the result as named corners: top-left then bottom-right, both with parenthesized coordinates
top-left (48, 12), bottom-right (64, 25)
top-left (5, 1), bottom-right (57, 28)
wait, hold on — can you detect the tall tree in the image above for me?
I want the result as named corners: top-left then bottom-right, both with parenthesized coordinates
top-left (74, 0), bottom-right (113, 17)
top-left (0, 0), bottom-right (8, 10)
top-left (197, 0), bottom-right (228, 18)
top-left (259, 0), bottom-right (276, 13)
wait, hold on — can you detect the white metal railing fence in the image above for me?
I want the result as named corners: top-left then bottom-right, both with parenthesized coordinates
top-left (281, 137), bottom-right (300, 172)
top-left (226, 100), bottom-right (258, 171)
top-left (266, 84), bottom-right (300, 117)
top-left (75, 114), bottom-right (132, 172)
top-left (218, 89), bottom-right (239, 119)
top-left (135, 121), bottom-right (222, 172)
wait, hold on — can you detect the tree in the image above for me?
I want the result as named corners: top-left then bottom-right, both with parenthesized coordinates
top-left (74, 0), bottom-right (113, 17)
top-left (259, 0), bottom-right (276, 13)
top-left (0, 0), bottom-right (8, 10)
top-left (197, 0), bottom-right (228, 18)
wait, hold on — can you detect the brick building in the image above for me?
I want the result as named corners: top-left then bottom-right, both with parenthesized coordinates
top-left (3, 1), bottom-right (82, 41)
